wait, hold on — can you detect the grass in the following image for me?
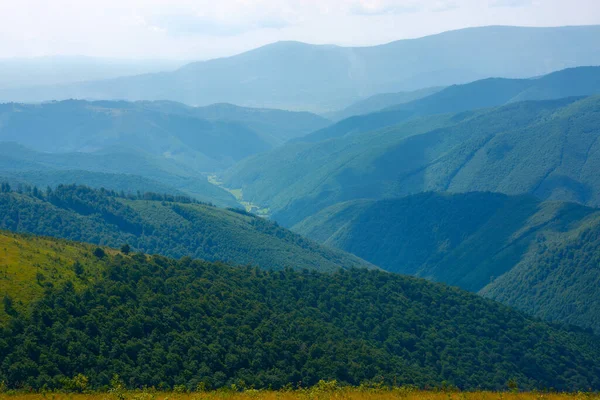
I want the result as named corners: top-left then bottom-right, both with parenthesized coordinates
top-left (0, 389), bottom-right (597, 400)
top-left (208, 174), bottom-right (270, 217)
top-left (0, 232), bottom-right (110, 322)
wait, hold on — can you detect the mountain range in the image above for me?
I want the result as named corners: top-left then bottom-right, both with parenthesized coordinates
top-left (325, 86), bottom-right (444, 121)
top-left (223, 70), bottom-right (600, 226)
top-left (0, 56), bottom-right (185, 89)
top-left (2, 25), bottom-right (600, 112)
top-left (0, 100), bottom-right (328, 205)
top-left (300, 66), bottom-right (600, 143)
top-left (0, 100), bottom-right (328, 167)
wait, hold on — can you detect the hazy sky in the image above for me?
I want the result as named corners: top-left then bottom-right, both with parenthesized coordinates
top-left (1, 0), bottom-right (599, 61)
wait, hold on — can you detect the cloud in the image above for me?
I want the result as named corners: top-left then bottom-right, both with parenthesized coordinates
top-left (490, 0), bottom-right (534, 7)
top-left (349, 1), bottom-right (422, 15)
top-left (149, 14), bottom-right (289, 36)
top-left (430, 1), bottom-right (460, 12)
top-left (0, 0), bottom-right (599, 60)
top-left (141, 1), bottom-right (435, 37)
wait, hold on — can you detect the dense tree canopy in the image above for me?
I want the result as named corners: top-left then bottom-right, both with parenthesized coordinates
top-left (1, 240), bottom-right (600, 391)
top-left (0, 184), bottom-right (369, 272)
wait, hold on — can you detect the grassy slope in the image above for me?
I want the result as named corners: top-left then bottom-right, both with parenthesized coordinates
top-left (0, 232), bottom-right (109, 322)
top-left (0, 186), bottom-right (371, 273)
top-left (224, 96), bottom-right (600, 227)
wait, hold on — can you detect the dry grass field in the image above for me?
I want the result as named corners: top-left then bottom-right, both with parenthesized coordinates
top-left (1, 388), bottom-right (598, 400)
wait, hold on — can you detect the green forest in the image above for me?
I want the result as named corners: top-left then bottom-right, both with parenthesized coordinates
top-left (482, 217), bottom-right (600, 333)
top-left (1, 233), bottom-right (600, 391)
top-left (0, 184), bottom-right (369, 272)
top-left (293, 192), bottom-right (600, 333)
top-left (224, 93), bottom-right (600, 227)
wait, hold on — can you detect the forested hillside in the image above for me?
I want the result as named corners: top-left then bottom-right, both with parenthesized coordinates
top-left (0, 100), bottom-right (326, 170)
top-left (293, 192), bottom-right (600, 333)
top-left (224, 96), bottom-right (600, 226)
top-left (301, 66), bottom-right (600, 143)
top-left (481, 217), bottom-right (600, 334)
top-left (293, 192), bottom-right (596, 288)
top-left (0, 184), bottom-right (369, 272)
top-left (2, 231), bottom-right (600, 391)
top-left (0, 169), bottom-right (186, 196)
top-left (325, 87), bottom-right (443, 121)
top-left (0, 142), bottom-right (239, 207)
top-left (187, 103), bottom-right (330, 144)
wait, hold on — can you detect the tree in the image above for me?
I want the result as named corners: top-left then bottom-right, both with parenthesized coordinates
top-left (73, 260), bottom-right (84, 276)
top-left (93, 247), bottom-right (106, 258)
top-left (3, 295), bottom-right (16, 316)
top-left (120, 244), bottom-right (131, 255)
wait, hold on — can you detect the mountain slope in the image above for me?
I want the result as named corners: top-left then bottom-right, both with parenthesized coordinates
top-left (293, 192), bottom-right (600, 334)
top-left (301, 66), bottom-right (600, 143)
top-left (0, 170), bottom-right (188, 198)
top-left (293, 192), bottom-right (596, 290)
top-left (190, 103), bottom-right (330, 144)
top-left (325, 87), bottom-right (444, 121)
top-left (481, 216), bottom-right (600, 333)
top-left (294, 192), bottom-right (600, 334)
top-left (2, 231), bottom-right (600, 391)
top-left (0, 184), bottom-right (370, 272)
top-left (0, 142), bottom-right (239, 208)
top-left (0, 100), bottom-right (273, 170)
top-left (2, 26), bottom-right (600, 111)
top-left (224, 96), bottom-right (600, 226)
top-left (0, 56), bottom-right (184, 89)
top-left (132, 101), bottom-right (330, 145)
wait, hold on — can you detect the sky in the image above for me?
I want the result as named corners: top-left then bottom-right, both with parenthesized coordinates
top-left (0, 0), bottom-right (599, 61)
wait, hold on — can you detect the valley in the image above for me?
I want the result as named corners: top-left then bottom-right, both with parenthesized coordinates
top-left (208, 175), bottom-right (270, 217)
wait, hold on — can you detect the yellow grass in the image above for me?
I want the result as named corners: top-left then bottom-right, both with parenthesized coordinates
top-left (0, 390), bottom-right (597, 400)
top-left (0, 232), bottom-right (107, 322)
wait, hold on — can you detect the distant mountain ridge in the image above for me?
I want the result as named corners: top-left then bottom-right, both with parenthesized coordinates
top-left (0, 141), bottom-right (240, 207)
top-left (325, 86), bottom-right (444, 121)
top-left (300, 66), bottom-right (600, 143)
top-left (0, 100), bottom-right (328, 165)
top-left (0, 99), bottom-right (330, 205)
top-left (0, 56), bottom-right (185, 89)
top-left (130, 101), bottom-right (330, 145)
top-left (2, 25), bottom-right (600, 111)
